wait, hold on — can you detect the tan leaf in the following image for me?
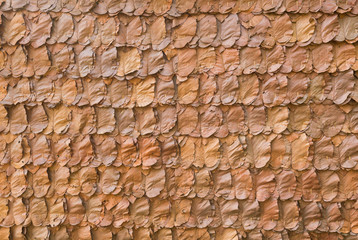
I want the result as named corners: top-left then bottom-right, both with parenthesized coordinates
top-left (173, 16), bottom-right (197, 48)
top-left (96, 107), bottom-right (115, 134)
top-left (117, 48), bottom-right (141, 76)
top-left (135, 76), bottom-right (155, 107)
top-left (30, 198), bottom-right (47, 226)
top-left (9, 104), bottom-right (27, 134)
top-left (30, 13), bottom-right (52, 48)
top-left (4, 13), bottom-right (26, 45)
top-left (295, 14), bottom-right (316, 43)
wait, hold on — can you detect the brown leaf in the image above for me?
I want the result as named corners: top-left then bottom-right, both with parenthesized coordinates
top-left (33, 168), bottom-right (50, 198)
top-left (10, 46), bottom-right (27, 78)
top-left (270, 14), bottom-right (293, 43)
top-left (100, 167), bottom-right (120, 194)
top-left (67, 196), bottom-right (85, 225)
top-left (28, 105), bottom-right (48, 133)
top-left (96, 107), bottom-right (115, 134)
top-left (259, 198), bottom-right (279, 230)
top-left (301, 169), bottom-right (321, 201)
top-left (30, 197), bottom-right (47, 226)
top-left (50, 13), bottom-right (74, 43)
top-left (281, 200), bottom-right (299, 230)
top-left (177, 106), bottom-right (199, 135)
top-left (339, 135), bottom-right (358, 169)
top-left (9, 104), bottom-right (27, 134)
top-left (256, 169), bottom-right (275, 202)
top-left (198, 15), bottom-right (217, 47)
top-left (295, 14), bottom-right (316, 43)
top-left (173, 16), bottom-right (197, 48)
top-left (140, 137), bottom-right (160, 167)
top-left (238, 74), bottom-right (259, 105)
top-left (77, 15), bottom-right (95, 45)
top-left (136, 107), bottom-right (156, 135)
top-left (239, 47), bottom-right (261, 74)
top-left (267, 106), bottom-right (288, 134)
top-left (47, 197), bottom-right (66, 227)
top-left (329, 70), bottom-right (354, 105)
top-left (31, 135), bottom-right (52, 166)
top-left (4, 13), bottom-right (26, 45)
top-left (232, 168), bottom-right (252, 200)
top-left (318, 171), bottom-right (339, 201)
top-left (246, 106), bottom-right (265, 135)
top-left (135, 77), bottom-right (155, 107)
top-left (277, 170), bottom-right (296, 200)
top-left (247, 135), bottom-right (271, 168)
top-left (312, 44), bottom-right (333, 73)
top-left (302, 202), bottom-right (321, 231)
top-left (177, 48), bottom-right (196, 77)
top-left (0, 105), bottom-right (8, 133)
top-left (30, 13), bottom-right (52, 48)
top-left (117, 48), bottom-right (141, 77)
top-left (78, 47), bottom-right (94, 77)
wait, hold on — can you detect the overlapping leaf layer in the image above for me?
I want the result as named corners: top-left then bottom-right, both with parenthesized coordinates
top-left (0, 0), bottom-right (358, 239)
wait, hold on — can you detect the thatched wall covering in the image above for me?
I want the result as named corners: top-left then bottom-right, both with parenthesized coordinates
top-left (0, 0), bottom-right (358, 239)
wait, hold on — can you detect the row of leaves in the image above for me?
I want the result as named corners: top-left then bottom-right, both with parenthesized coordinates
top-left (1, 11), bottom-right (358, 49)
top-left (1, 42), bottom-right (358, 79)
top-left (2, 0), bottom-right (358, 14)
top-left (0, 70), bottom-right (358, 107)
top-left (0, 101), bottom-right (358, 138)
top-left (2, 164), bottom-right (358, 200)
top-left (0, 194), bottom-right (357, 233)
top-left (0, 225), bottom-right (350, 240)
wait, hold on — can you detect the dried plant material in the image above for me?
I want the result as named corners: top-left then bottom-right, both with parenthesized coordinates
top-left (33, 168), bottom-right (50, 197)
top-left (4, 13), bottom-right (26, 45)
top-left (78, 47), bottom-right (94, 77)
top-left (145, 168), bottom-right (165, 198)
top-left (270, 14), bottom-right (293, 43)
top-left (9, 104), bottom-right (27, 134)
top-left (339, 135), bottom-right (358, 169)
top-left (178, 107), bottom-right (199, 135)
top-left (173, 16), bottom-right (197, 48)
top-left (292, 133), bottom-right (310, 171)
top-left (336, 15), bottom-right (358, 41)
top-left (48, 197), bottom-right (66, 227)
top-left (30, 13), bottom-right (52, 48)
top-left (312, 44), bottom-right (333, 73)
top-left (197, 15), bottom-right (217, 47)
top-left (296, 14), bottom-right (316, 43)
top-left (78, 15), bottom-right (95, 45)
top-left (28, 104), bottom-right (48, 133)
top-left (246, 106), bottom-right (265, 135)
top-left (256, 169), bottom-right (275, 202)
top-left (302, 169), bottom-right (321, 201)
top-left (302, 202), bottom-right (321, 231)
top-left (96, 107), bottom-right (115, 134)
top-left (281, 200), bottom-right (299, 230)
top-left (117, 48), bottom-right (141, 76)
top-left (11, 46), bottom-right (27, 78)
top-left (50, 13), bottom-right (74, 43)
top-left (247, 135), bottom-right (271, 168)
top-left (177, 48), bottom-right (196, 77)
top-left (10, 169), bottom-right (27, 198)
top-left (267, 107), bottom-right (288, 134)
top-left (0, 1), bottom-right (356, 238)
top-left (239, 74), bottom-right (259, 105)
top-left (0, 105), bottom-right (8, 132)
top-left (30, 197), bottom-right (47, 226)
top-left (134, 77), bottom-right (155, 107)
top-left (310, 104), bottom-right (345, 138)
top-left (67, 196), bottom-right (85, 225)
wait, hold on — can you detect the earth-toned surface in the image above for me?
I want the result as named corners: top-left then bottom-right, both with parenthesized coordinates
top-left (0, 0), bottom-right (358, 239)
